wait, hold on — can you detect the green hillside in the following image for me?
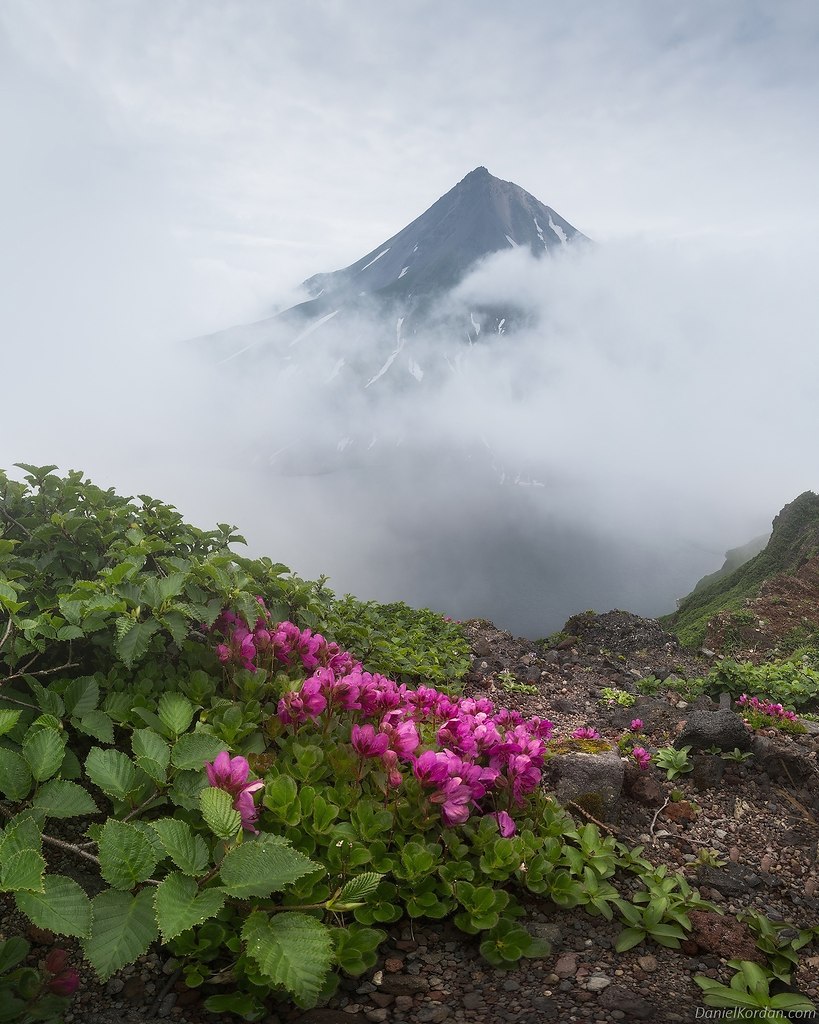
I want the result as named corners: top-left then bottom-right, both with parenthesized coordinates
top-left (663, 491), bottom-right (819, 648)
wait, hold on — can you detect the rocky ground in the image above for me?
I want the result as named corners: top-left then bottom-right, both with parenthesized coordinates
top-left (3, 611), bottom-right (819, 1024)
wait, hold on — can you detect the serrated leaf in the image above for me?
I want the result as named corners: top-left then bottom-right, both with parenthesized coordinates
top-left (154, 872), bottom-right (226, 941)
top-left (171, 733), bottom-right (227, 771)
top-left (1, 849), bottom-right (46, 892)
top-left (83, 888), bottom-right (158, 982)
top-left (32, 780), bottom-right (99, 819)
top-left (22, 728), bottom-right (66, 782)
top-left (158, 610), bottom-right (190, 647)
top-left (332, 872), bottom-right (384, 909)
top-left (168, 769), bottom-right (207, 810)
top-left (73, 710), bottom-right (115, 744)
top-left (15, 873), bottom-right (92, 938)
top-left (0, 748), bottom-right (33, 801)
top-left (157, 693), bottom-right (195, 736)
top-left (56, 624), bottom-right (84, 641)
top-left (25, 681), bottom-right (64, 717)
top-left (199, 787), bottom-right (241, 840)
top-left (115, 619), bottom-right (160, 668)
top-left (98, 819), bottom-right (159, 889)
top-left (242, 911), bottom-right (333, 1009)
top-left (220, 835), bottom-right (320, 899)
top-left (131, 728), bottom-right (170, 784)
top-left (84, 747), bottom-right (143, 801)
top-left (63, 676), bottom-right (99, 716)
top-left (0, 811), bottom-right (42, 859)
top-left (0, 709), bottom-right (22, 737)
top-left (150, 818), bottom-right (209, 876)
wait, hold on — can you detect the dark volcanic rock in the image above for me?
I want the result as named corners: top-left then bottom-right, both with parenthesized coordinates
top-left (597, 985), bottom-right (657, 1018)
top-left (546, 750), bottom-right (625, 820)
top-left (675, 709), bottom-right (752, 752)
top-left (690, 754), bottom-right (726, 790)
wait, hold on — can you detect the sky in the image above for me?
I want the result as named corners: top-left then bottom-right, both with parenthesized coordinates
top-left (2, 1), bottom-right (819, 634)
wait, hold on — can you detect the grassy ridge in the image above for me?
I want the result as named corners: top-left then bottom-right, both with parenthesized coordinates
top-left (663, 491), bottom-right (819, 648)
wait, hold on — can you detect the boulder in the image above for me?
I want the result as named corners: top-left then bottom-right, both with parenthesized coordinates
top-left (546, 750), bottom-right (624, 821)
top-left (674, 709), bottom-right (752, 752)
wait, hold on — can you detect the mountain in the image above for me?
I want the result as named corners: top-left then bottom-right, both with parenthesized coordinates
top-left (202, 167), bottom-right (589, 358)
top-left (663, 491), bottom-right (819, 648)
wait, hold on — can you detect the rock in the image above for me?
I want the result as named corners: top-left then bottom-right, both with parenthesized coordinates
top-left (586, 974), bottom-right (612, 992)
top-left (462, 992), bottom-right (483, 1009)
top-left (384, 958), bottom-right (404, 973)
top-left (697, 863), bottom-right (761, 896)
top-left (364, 1010), bottom-right (389, 1023)
top-left (122, 977), bottom-right (145, 1002)
top-left (598, 986), bottom-right (657, 1018)
top-left (378, 975), bottom-right (429, 996)
top-left (689, 911), bottom-right (765, 962)
top-left (624, 765), bottom-right (665, 806)
top-left (547, 750), bottom-right (625, 821)
top-left (637, 955), bottom-right (657, 973)
top-left (664, 800), bottom-right (697, 824)
top-left (690, 754), bottom-right (726, 790)
top-left (105, 979), bottom-right (125, 996)
top-left (750, 736), bottom-right (812, 785)
top-left (529, 922), bottom-right (563, 948)
top-left (369, 993), bottom-right (394, 1008)
top-left (554, 953), bottom-right (578, 978)
top-left (297, 1013), bottom-right (369, 1024)
top-left (675, 709), bottom-right (752, 752)
top-left (157, 994), bottom-right (176, 1018)
top-left (394, 996), bottom-right (415, 1012)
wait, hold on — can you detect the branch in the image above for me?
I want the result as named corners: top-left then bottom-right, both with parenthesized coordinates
top-left (0, 804), bottom-right (100, 865)
top-left (1, 658), bottom-right (79, 687)
top-left (0, 617), bottom-right (12, 653)
top-left (0, 504), bottom-right (32, 539)
top-left (649, 797), bottom-right (671, 842)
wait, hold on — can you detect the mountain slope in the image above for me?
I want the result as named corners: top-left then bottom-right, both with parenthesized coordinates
top-left (664, 491), bottom-right (819, 647)
top-left (201, 166), bottom-right (589, 357)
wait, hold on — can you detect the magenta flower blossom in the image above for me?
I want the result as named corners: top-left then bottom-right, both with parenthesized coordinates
top-left (429, 777), bottom-right (472, 827)
top-left (630, 719), bottom-right (644, 732)
top-left (48, 969), bottom-right (80, 997)
top-left (412, 749), bottom-right (450, 786)
top-left (631, 747), bottom-right (652, 771)
top-left (737, 694), bottom-right (798, 722)
top-left (381, 718), bottom-right (420, 758)
top-left (488, 811), bottom-right (517, 837)
top-left (571, 727), bottom-right (601, 740)
top-left (204, 751), bottom-right (264, 832)
top-left (351, 723), bottom-right (390, 758)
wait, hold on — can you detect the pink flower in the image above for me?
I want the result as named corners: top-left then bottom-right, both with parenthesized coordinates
top-left (351, 723), bottom-right (390, 758)
top-left (204, 751), bottom-right (264, 833)
top-left (48, 969), bottom-right (80, 997)
top-left (412, 749), bottom-right (450, 786)
top-left (630, 719), bottom-right (644, 732)
top-left (44, 949), bottom-right (69, 975)
top-left (429, 777), bottom-right (472, 827)
top-left (571, 727), bottom-right (601, 740)
top-left (381, 718), bottom-right (420, 759)
top-left (631, 747), bottom-right (651, 771)
top-left (488, 811), bottom-right (517, 837)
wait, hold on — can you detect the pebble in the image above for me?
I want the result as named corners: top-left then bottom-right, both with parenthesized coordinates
top-left (586, 974), bottom-right (612, 992)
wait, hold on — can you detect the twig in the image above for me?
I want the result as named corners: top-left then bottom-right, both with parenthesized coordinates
top-left (566, 800), bottom-right (620, 836)
top-left (0, 805), bottom-right (100, 865)
top-left (1, 659), bottom-right (79, 686)
top-left (0, 693), bottom-right (40, 711)
top-left (649, 797), bottom-right (671, 842)
top-left (0, 504), bottom-right (32, 539)
top-left (0, 617), bottom-right (12, 653)
top-left (148, 967), bottom-right (182, 1014)
top-left (122, 790), bottom-right (163, 823)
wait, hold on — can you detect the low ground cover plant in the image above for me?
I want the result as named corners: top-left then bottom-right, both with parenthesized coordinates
top-left (0, 467), bottom-right (816, 1019)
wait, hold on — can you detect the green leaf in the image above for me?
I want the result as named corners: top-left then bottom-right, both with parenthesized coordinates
top-left (242, 911), bottom-right (334, 1009)
top-left (158, 693), bottom-right (195, 736)
top-left (331, 873), bottom-right (385, 910)
top-left (199, 787), bottom-right (241, 840)
top-left (615, 927), bottom-right (646, 952)
top-left (115, 618), bottom-right (160, 668)
top-left (132, 728), bottom-right (171, 784)
top-left (84, 747), bottom-right (143, 801)
top-left (72, 710), bottom-right (115, 744)
top-left (0, 709), bottom-right (22, 737)
top-left (154, 872), bottom-right (226, 941)
top-left (0, 936), bottom-right (29, 973)
top-left (83, 888), bottom-right (159, 981)
top-left (98, 819), bottom-right (159, 890)
top-left (57, 624), bottom-right (84, 640)
top-left (22, 727), bottom-right (66, 782)
top-left (32, 780), bottom-right (99, 819)
top-left (15, 874), bottom-right (92, 938)
top-left (0, 748), bottom-right (33, 801)
top-left (150, 818), bottom-right (209, 876)
top-left (219, 835), bottom-right (320, 899)
top-left (171, 733), bottom-right (227, 771)
top-left (63, 676), bottom-right (100, 716)
top-left (0, 811), bottom-right (43, 860)
top-left (0, 850), bottom-right (46, 892)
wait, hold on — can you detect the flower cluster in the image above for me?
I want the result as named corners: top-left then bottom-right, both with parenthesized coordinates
top-left (630, 719), bottom-right (644, 732)
top-left (571, 727), bottom-right (601, 740)
top-left (205, 751), bottom-right (264, 832)
top-left (215, 618), bottom-right (555, 834)
top-left (212, 602), bottom-right (353, 677)
top-left (736, 694), bottom-right (799, 722)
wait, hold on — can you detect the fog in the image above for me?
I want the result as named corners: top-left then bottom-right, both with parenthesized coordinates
top-left (3, 2), bottom-right (819, 636)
